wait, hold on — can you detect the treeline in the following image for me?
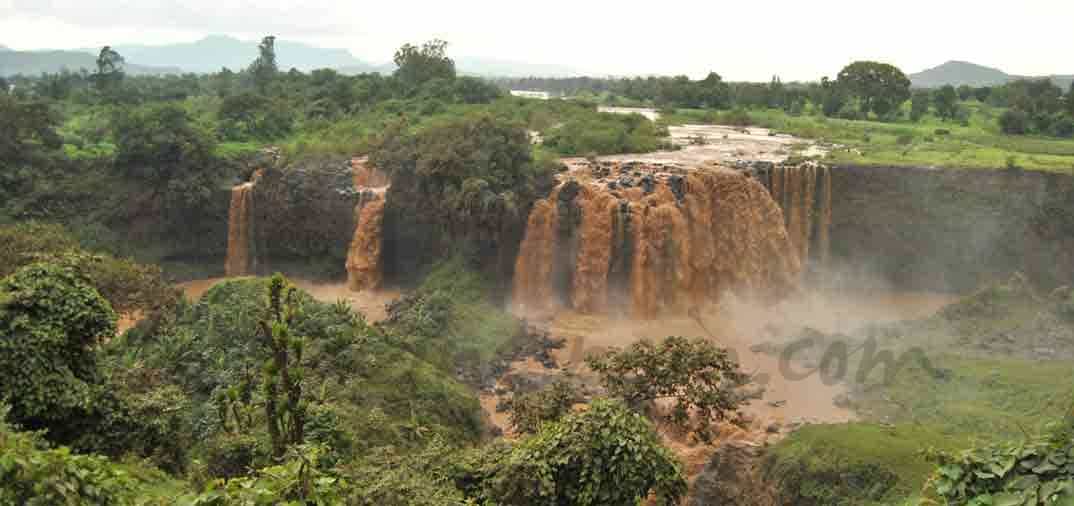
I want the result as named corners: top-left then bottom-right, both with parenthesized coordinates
top-left (495, 64), bottom-right (1074, 138)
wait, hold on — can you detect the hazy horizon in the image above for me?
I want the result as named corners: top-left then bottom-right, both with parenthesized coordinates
top-left (2, 0), bottom-right (1074, 81)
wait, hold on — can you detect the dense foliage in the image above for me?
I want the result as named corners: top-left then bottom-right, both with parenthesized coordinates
top-left (0, 222), bottom-right (177, 314)
top-left (478, 399), bottom-right (688, 506)
top-left (924, 411), bottom-right (1074, 505)
top-left (586, 336), bottom-right (750, 441)
top-left (375, 113), bottom-right (553, 283)
top-left (507, 379), bottom-right (580, 434)
top-left (0, 410), bottom-right (152, 506)
top-left (0, 264), bottom-right (116, 441)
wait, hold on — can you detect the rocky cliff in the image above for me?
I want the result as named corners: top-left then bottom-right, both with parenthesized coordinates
top-left (826, 165), bottom-right (1074, 293)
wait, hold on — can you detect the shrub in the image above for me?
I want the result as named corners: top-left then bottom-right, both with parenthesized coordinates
top-left (586, 336), bottom-right (749, 442)
top-left (0, 411), bottom-right (145, 506)
top-left (0, 263), bottom-right (116, 442)
top-left (0, 222), bottom-right (178, 314)
top-left (923, 412), bottom-right (1074, 505)
top-left (480, 399), bottom-right (688, 506)
top-left (201, 432), bottom-right (263, 479)
top-left (508, 380), bottom-right (581, 434)
top-left (719, 108), bottom-right (753, 127)
top-left (896, 134), bottom-right (914, 146)
top-left (999, 108), bottom-right (1029, 135)
top-left (1052, 116), bottom-right (1074, 138)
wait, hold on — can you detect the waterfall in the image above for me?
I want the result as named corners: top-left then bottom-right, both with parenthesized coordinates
top-left (346, 191), bottom-right (386, 292)
top-left (757, 162), bottom-right (832, 272)
top-left (512, 165), bottom-right (802, 318)
top-left (225, 181), bottom-right (257, 277)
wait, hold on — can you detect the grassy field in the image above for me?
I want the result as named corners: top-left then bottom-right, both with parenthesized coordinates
top-left (662, 103), bottom-right (1074, 173)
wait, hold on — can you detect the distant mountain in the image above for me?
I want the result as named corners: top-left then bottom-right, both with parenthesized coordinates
top-left (910, 60), bottom-right (1074, 89)
top-left (80, 35), bottom-right (374, 73)
top-left (0, 48), bottom-right (179, 77)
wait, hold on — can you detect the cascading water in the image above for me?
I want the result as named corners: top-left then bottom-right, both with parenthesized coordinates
top-left (225, 179), bottom-right (258, 277)
top-left (512, 163), bottom-right (802, 318)
top-left (345, 191), bottom-right (386, 291)
top-left (754, 162), bottom-right (832, 271)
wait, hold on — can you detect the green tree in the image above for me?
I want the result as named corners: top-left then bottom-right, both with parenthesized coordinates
top-left (508, 380), bottom-right (580, 434)
top-left (112, 102), bottom-right (217, 189)
top-left (999, 108), bottom-right (1029, 134)
top-left (836, 61), bottom-right (911, 118)
top-left (258, 274), bottom-right (308, 459)
top-left (973, 86), bottom-right (992, 103)
top-left (585, 336), bottom-right (750, 442)
top-left (818, 76), bottom-right (848, 117)
top-left (957, 84), bottom-right (974, 101)
top-left (393, 39), bottom-right (456, 89)
top-left (910, 90), bottom-right (930, 121)
top-left (0, 94), bottom-right (62, 168)
top-left (92, 45), bottom-right (124, 96)
top-left (697, 72), bottom-right (730, 109)
top-left (933, 85), bottom-right (960, 120)
top-left (483, 399), bottom-right (687, 506)
top-left (0, 263), bottom-right (116, 441)
top-left (1066, 82), bottom-right (1074, 117)
top-left (249, 35), bottom-right (278, 92)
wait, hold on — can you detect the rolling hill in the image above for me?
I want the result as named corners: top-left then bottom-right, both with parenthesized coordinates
top-left (911, 60), bottom-right (1073, 89)
top-left (89, 35), bottom-right (373, 73)
top-left (0, 48), bottom-right (180, 77)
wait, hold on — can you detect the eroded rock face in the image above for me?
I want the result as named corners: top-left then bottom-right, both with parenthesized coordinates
top-left (251, 160), bottom-right (360, 278)
top-left (688, 441), bottom-right (776, 506)
top-left (825, 165), bottom-right (1074, 292)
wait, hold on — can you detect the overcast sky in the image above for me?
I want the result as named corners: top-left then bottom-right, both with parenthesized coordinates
top-left (2, 0), bottom-right (1072, 81)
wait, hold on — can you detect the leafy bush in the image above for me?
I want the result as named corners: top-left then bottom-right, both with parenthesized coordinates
top-left (376, 113), bottom-right (552, 282)
top-left (188, 445), bottom-right (347, 506)
top-left (543, 111), bottom-right (671, 155)
top-left (0, 263), bottom-right (116, 442)
top-left (508, 379), bottom-right (580, 434)
top-left (1000, 109), bottom-right (1030, 135)
top-left (586, 336), bottom-right (749, 441)
top-left (479, 399), bottom-right (688, 506)
top-left (0, 222), bottom-right (178, 314)
top-left (0, 412), bottom-right (145, 506)
top-left (923, 412), bottom-right (1074, 505)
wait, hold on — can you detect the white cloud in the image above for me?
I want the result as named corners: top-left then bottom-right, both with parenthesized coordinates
top-left (1, 0), bottom-right (1072, 81)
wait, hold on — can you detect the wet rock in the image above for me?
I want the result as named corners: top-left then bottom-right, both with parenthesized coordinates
top-left (640, 175), bottom-right (655, 194)
top-left (668, 175), bottom-right (686, 201)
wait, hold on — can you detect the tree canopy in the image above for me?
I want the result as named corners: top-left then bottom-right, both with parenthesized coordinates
top-left (393, 39), bottom-right (456, 90)
top-left (836, 61), bottom-right (911, 118)
top-left (0, 263), bottom-right (115, 440)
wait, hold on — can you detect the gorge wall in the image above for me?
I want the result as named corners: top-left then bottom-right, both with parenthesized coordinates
top-left (512, 163), bottom-right (802, 318)
top-left (225, 155), bottom-right (1074, 299)
top-left (222, 159), bottom-right (363, 280)
top-left (775, 164), bottom-right (1074, 293)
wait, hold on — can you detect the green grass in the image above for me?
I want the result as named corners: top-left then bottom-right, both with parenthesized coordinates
top-left (766, 280), bottom-right (1074, 505)
top-left (663, 104), bottom-right (1074, 173)
top-left (768, 423), bottom-right (956, 505)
